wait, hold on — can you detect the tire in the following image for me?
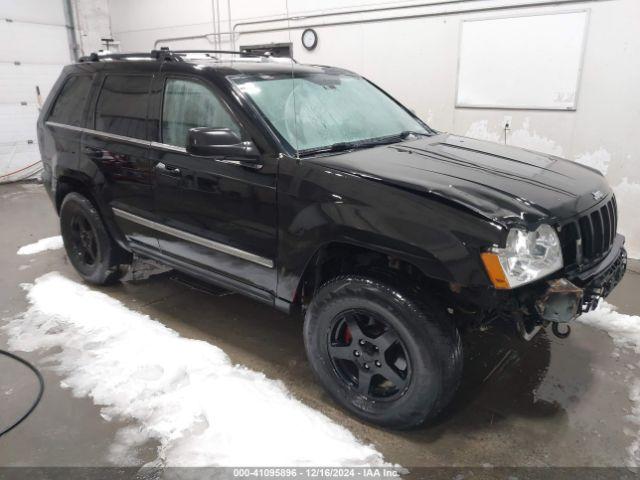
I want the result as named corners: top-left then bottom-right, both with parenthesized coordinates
top-left (303, 275), bottom-right (462, 429)
top-left (60, 192), bottom-right (130, 285)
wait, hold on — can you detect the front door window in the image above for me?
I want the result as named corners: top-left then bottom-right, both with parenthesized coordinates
top-left (161, 79), bottom-right (241, 147)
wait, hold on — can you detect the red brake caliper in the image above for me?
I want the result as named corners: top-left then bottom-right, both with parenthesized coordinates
top-left (343, 325), bottom-right (352, 344)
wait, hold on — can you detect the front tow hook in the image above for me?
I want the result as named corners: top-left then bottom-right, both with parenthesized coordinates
top-left (551, 322), bottom-right (571, 339)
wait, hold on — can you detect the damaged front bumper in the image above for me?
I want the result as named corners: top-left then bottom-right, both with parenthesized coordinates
top-left (513, 235), bottom-right (627, 340)
top-left (570, 234), bottom-right (628, 311)
top-left (534, 278), bottom-right (584, 323)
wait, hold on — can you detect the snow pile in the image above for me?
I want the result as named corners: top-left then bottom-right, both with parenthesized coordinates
top-left (17, 236), bottom-right (63, 255)
top-left (580, 302), bottom-right (640, 466)
top-left (580, 302), bottom-right (640, 354)
top-left (2, 272), bottom-right (389, 467)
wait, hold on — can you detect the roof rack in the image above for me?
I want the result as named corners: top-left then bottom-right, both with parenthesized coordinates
top-left (171, 49), bottom-right (297, 63)
top-left (171, 49), bottom-right (263, 57)
top-left (78, 47), bottom-right (286, 63)
top-left (78, 50), bottom-right (175, 62)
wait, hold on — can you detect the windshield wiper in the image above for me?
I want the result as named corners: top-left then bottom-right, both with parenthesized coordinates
top-left (298, 142), bottom-right (357, 156)
top-left (299, 132), bottom-right (430, 157)
top-left (399, 130), bottom-right (430, 139)
top-left (324, 141), bottom-right (363, 152)
top-left (300, 139), bottom-right (386, 156)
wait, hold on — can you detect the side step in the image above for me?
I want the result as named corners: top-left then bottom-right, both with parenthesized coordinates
top-left (169, 271), bottom-right (232, 297)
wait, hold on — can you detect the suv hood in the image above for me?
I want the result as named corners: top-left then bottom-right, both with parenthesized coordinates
top-left (310, 133), bottom-right (610, 227)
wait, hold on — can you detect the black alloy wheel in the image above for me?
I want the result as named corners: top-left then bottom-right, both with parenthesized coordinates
top-left (304, 275), bottom-right (462, 429)
top-left (328, 309), bottom-right (411, 400)
top-left (68, 212), bottom-right (99, 267)
top-left (60, 192), bottom-right (130, 285)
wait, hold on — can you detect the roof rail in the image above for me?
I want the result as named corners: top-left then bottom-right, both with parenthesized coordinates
top-left (171, 49), bottom-right (261, 57)
top-left (169, 49), bottom-right (297, 63)
top-left (78, 47), bottom-right (294, 63)
top-left (78, 47), bottom-right (180, 63)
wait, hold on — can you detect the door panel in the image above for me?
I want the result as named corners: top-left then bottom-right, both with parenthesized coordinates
top-left (82, 70), bottom-right (160, 249)
top-left (82, 131), bottom-right (158, 247)
top-left (150, 72), bottom-right (277, 293)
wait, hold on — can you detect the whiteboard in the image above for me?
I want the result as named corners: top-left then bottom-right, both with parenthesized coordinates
top-left (456, 11), bottom-right (589, 110)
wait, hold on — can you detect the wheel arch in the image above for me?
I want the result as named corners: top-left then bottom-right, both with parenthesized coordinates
top-left (289, 239), bottom-right (455, 309)
top-left (54, 171), bottom-right (130, 252)
top-left (55, 174), bottom-right (97, 212)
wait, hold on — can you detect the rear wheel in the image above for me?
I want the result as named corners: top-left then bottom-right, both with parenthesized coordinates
top-left (304, 276), bottom-right (462, 429)
top-left (60, 192), bottom-right (130, 285)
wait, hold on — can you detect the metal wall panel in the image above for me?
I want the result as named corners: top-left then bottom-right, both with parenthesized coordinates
top-left (0, 0), bottom-right (67, 25)
top-left (0, 0), bottom-right (70, 182)
top-left (0, 64), bottom-right (62, 104)
top-left (0, 22), bottom-right (70, 65)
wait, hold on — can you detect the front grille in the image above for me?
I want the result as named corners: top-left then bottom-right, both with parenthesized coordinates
top-left (559, 196), bottom-right (617, 269)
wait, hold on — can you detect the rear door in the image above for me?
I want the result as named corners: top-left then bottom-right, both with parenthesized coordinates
top-left (42, 74), bottom-right (94, 186)
top-left (149, 71), bottom-right (278, 295)
top-left (81, 66), bottom-right (160, 250)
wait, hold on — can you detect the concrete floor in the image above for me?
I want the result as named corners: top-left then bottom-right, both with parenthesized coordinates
top-left (1, 181), bottom-right (640, 468)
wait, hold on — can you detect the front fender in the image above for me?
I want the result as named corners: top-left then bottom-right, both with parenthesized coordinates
top-left (276, 158), bottom-right (503, 302)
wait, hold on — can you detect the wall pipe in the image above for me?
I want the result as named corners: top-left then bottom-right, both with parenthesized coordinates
top-left (216, 0), bottom-right (222, 50)
top-left (62, 0), bottom-right (79, 61)
top-left (231, 0), bottom-right (478, 33)
top-left (154, 0), bottom-right (613, 49)
top-left (227, 0), bottom-right (233, 50)
top-left (210, 0), bottom-right (218, 49)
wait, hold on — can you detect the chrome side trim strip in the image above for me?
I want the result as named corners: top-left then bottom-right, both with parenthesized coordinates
top-left (46, 121), bottom-right (85, 133)
top-left (47, 122), bottom-right (189, 153)
top-left (113, 208), bottom-right (274, 269)
top-left (46, 121), bottom-right (151, 148)
top-left (150, 141), bottom-right (187, 153)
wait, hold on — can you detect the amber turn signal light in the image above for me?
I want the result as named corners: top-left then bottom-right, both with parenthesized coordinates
top-left (480, 252), bottom-right (510, 289)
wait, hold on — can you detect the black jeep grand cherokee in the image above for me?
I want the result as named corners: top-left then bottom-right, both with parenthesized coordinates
top-left (38, 49), bottom-right (627, 429)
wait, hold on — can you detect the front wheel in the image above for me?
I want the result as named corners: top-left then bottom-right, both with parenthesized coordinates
top-left (303, 276), bottom-right (462, 429)
top-left (60, 192), bottom-right (130, 285)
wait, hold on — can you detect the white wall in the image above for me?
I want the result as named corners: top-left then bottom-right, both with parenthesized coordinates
top-left (0, 0), bottom-right (71, 182)
top-left (69, 0), bottom-right (113, 56)
top-left (0, 0), bottom-right (112, 183)
top-left (109, 0), bottom-right (640, 258)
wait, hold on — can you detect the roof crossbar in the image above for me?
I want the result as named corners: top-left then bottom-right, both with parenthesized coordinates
top-left (171, 49), bottom-right (262, 57)
top-left (78, 49), bottom-right (179, 63)
top-left (170, 49), bottom-right (296, 62)
top-left (78, 47), bottom-right (291, 63)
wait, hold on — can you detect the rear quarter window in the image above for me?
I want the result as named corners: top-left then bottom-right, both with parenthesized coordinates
top-left (48, 75), bottom-right (93, 127)
top-left (95, 75), bottom-right (151, 140)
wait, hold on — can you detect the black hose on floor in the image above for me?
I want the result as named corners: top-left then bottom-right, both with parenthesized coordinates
top-left (0, 349), bottom-right (44, 438)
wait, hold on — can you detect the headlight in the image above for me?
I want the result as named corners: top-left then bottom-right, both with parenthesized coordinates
top-left (481, 224), bottom-right (563, 289)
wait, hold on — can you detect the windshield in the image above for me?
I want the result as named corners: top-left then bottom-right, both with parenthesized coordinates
top-left (230, 71), bottom-right (430, 154)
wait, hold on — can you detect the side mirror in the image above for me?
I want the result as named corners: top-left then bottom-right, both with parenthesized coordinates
top-left (186, 127), bottom-right (260, 162)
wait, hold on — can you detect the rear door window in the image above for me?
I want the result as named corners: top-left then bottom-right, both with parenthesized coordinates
top-left (161, 78), bottom-right (241, 147)
top-left (95, 75), bottom-right (151, 140)
top-left (48, 75), bottom-right (93, 127)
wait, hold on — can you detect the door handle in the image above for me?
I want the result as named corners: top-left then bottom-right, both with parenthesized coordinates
top-left (155, 162), bottom-right (181, 176)
top-left (83, 146), bottom-right (103, 158)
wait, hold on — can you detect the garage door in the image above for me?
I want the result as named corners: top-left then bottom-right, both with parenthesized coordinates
top-left (0, 0), bottom-right (71, 183)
